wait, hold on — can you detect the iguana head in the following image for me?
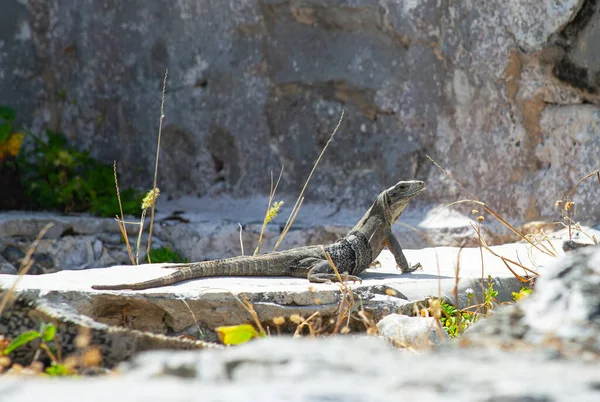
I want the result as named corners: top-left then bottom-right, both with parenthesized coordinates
top-left (384, 180), bottom-right (426, 222)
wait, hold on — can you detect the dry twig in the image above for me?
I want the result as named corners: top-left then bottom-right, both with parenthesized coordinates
top-left (146, 69), bottom-right (168, 261)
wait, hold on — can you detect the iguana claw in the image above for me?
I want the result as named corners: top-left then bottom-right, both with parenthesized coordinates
top-left (400, 262), bottom-right (422, 273)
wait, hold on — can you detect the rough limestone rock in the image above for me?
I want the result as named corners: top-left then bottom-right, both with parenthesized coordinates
top-left (0, 254), bottom-right (17, 275)
top-left (1, 0), bottom-right (599, 222)
top-left (463, 245), bottom-right (600, 356)
top-left (377, 314), bottom-right (448, 348)
top-left (2, 337), bottom-right (600, 401)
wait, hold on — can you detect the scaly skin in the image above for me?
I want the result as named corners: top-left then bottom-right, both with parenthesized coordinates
top-left (92, 180), bottom-right (426, 290)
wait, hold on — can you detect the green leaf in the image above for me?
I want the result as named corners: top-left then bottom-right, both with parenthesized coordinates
top-left (4, 331), bottom-right (41, 354)
top-left (45, 130), bottom-right (68, 148)
top-left (45, 363), bottom-right (73, 377)
top-left (512, 286), bottom-right (532, 301)
top-left (42, 324), bottom-right (57, 342)
top-left (0, 123), bottom-right (12, 143)
top-left (0, 106), bottom-right (16, 123)
top-left (216, 324), bottom-right (260, 345)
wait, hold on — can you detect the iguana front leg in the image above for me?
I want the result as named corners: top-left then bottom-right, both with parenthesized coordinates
top-left (384, 231), bottom-right (421, 273)
top-left (307, 260), bottom-right (362, 283)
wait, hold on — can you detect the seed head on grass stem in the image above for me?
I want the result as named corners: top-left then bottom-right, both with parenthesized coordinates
top-left (255, 169), bottom-right (283, 256)
top-left (136, 188), bottom-right (160, 265)
top-left (266, 201), bottom-right (284, 223)
top-left (142, 188), bottom-right (160, 210)
top-left (254, 201), bottom-right (283, 256)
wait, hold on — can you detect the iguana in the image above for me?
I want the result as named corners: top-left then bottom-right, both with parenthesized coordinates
top-left (92, 180), bottom-right (426, 291)
top-left (0, 290), bottom-right (219, 368)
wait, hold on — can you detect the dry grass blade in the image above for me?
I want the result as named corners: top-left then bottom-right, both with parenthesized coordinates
top-left (255, 168), bottom-right (283, 256)
top-left (146, 68), bottom-right (168, 262)
top-left (426, 155), bottom-right (477, 200)
top-left (453, 243), bottom-right (465, 334)
top-left (557, 218), bottom-right (598, 244)
top-left (522, 231), bottom-right (559, 269)
top-left (238, 223), bottom-right (244, 256)
top-left (39, 343), bottom-right (59, 365)
top-left (229, 293), bottom-right (266, 335)
top-left (471, 223), bottom-right (539, 281)
top-left (425, 199), bottom-right (485, 226)
top-left (534, 231), bottom-right (560, 255)
top-left (321, 246), bottom-right (356, 334)
top-left (476, 221), bottom-right (486, 298)
top-left (180, 298), bottom-right (203, 338)
top-left (276, 197), bottom-right (304, 251)
top-left (565, 169), bottom-right (599, 200)
top-left (293, 311), bottom-right (320, 337)
top-left (135, 209), bottom-right (147, 265)
top-left (394, 221), bottom-right (437, 245)
top-left (426, 298), bottom-right (448, 342)
top-left (0, 222), bottom-right (54, 317)
top-left (426, 154), bottom-right (557, 258)
top-left (113, 161), bottom-right (135, 265)
top-left (273, 110), bottom-right (344, 251)
top-left (483, 205), bottom-right (556, 257)
top-left (355, 310), bottom-right (378, 335)
top-left (556, 170), bottom-right (600, 240)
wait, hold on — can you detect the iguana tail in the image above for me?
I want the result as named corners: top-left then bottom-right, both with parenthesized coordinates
top-left (91, 249), bottom-right (317, 291)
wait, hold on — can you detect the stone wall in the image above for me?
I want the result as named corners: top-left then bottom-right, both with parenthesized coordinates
top-left (1, 0), bottom-right (599, 222)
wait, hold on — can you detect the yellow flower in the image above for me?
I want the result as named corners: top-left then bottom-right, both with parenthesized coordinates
top-left (0, 132), bottom-right (24, 159)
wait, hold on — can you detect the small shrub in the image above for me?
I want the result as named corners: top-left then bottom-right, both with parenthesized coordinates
top-left (512, 286), bottom-right (532, 301)
top-left (0, 106), bottom-right (24, 160)
top-left (483, 275), bottom-right (499, 312)
top-left (147, 246), bottom-right (188, 264)
top-left (0, 104), bottom-right (142, 216)
top-left (1, 322), bottom-right (80, 377)
top-left (18, 129), bottom-right (142, 217)
top-left (439, 300), bottom-right (478, 338)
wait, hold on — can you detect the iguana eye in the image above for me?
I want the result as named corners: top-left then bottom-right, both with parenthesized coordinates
top-left (399, 184), bottom-right (408, 191)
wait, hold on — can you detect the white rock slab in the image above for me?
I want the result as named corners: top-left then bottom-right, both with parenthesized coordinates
top-left (0, 240), bottom-right (563, 335)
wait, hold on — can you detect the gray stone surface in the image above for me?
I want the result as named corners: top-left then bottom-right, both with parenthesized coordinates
top-left (464, 245), bottom-right (600, 356)
top-left (536, 105), bottom-right (600, 218)
top-left (0, 254), bottom-right (17, 275)
top-left (1, 0), bottom-right (600, 223)
top-left (0, 212), bottom-right (143, 271)
top-left (1, 337), bottom-right (600, 401)
top-left (505, 0), bottom-right (584, 52)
